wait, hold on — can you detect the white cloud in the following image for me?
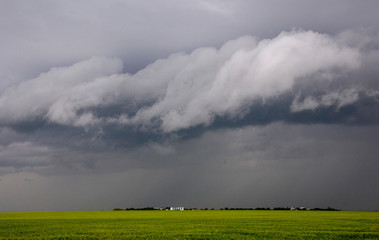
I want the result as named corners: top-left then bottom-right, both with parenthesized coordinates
top-left (0, 57), bottom-right (123, 123)
top-left (0, 31), bottom-right (363, 131)
top-left (290, 88), bottom-right (361, 112)
top-left (130, 31), bottom-right (361, 131)
top-left (290, 88), bottom-right (379, 112)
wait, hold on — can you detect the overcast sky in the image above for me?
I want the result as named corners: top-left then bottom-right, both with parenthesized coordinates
top-left (1, 0), bottom-right (379, 212)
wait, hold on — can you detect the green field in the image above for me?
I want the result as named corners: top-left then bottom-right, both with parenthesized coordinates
top-left (0, 210), bottom-right (378, 239)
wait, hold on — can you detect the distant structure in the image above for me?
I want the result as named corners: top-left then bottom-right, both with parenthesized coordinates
top-left (290, 206), bottom-right (311, 211)
top-left (170, 207), bottom-right (184, 211)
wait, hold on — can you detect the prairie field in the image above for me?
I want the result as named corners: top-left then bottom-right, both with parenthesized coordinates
top-left (0, 210), bottom-right (378, 239)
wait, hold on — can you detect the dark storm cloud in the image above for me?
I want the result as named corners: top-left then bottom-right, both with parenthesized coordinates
top-left (1, 124), bottom-right (378, 211)
top-left (0, 31), bottom-right (379, 137)
top-left (1, 1), bottom-right (379, 212)
top-left (1, 29), bottom-right (379, 174)
top-left (3, 30), bottom-right (379, 134)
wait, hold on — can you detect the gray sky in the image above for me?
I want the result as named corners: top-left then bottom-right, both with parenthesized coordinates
top-left (1, 0), bottom-right (379, 212)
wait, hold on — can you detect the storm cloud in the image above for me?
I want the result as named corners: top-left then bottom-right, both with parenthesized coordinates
top-left (2, 30), bottom-right (378, 132)
top-left (1, 0), bottom-right (379, 212)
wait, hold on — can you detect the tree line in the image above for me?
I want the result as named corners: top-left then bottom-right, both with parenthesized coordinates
top-left (113, 206), bottom-right (340, 211)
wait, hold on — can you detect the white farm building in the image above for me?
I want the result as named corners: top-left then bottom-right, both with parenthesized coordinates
top-left (170, 207), bottom-right (184, 211)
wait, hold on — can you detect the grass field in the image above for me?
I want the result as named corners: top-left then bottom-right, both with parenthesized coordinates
top-left (0, 210), bottom-right (378, 239)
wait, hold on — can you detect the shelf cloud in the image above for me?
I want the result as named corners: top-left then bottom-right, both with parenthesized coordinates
top-left (2, 30), bottom-right (378, 134)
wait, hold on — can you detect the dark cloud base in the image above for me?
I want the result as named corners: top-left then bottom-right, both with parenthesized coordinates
top-left (1, 123), bottom-right (378, 212)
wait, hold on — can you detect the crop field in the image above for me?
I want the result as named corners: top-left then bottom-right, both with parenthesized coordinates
top-left (0, 210), bottom-right (378, 239)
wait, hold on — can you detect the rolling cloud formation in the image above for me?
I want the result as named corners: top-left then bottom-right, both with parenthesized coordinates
top-left (0, 30), bottom-right (378, 133)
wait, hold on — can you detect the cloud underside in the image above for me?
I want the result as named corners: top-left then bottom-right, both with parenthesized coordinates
top-left (1, 123), bottom-right (378, 211)
top-left (1, 30), bottom-right (378, 133)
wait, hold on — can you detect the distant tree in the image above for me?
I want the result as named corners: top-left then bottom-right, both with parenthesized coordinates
top-left (310, 206), bottom-right (340, 211)
top-left (273, 207), bottom-right (290, 210)
top-left (255, 207), bottom-right (271, 210)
